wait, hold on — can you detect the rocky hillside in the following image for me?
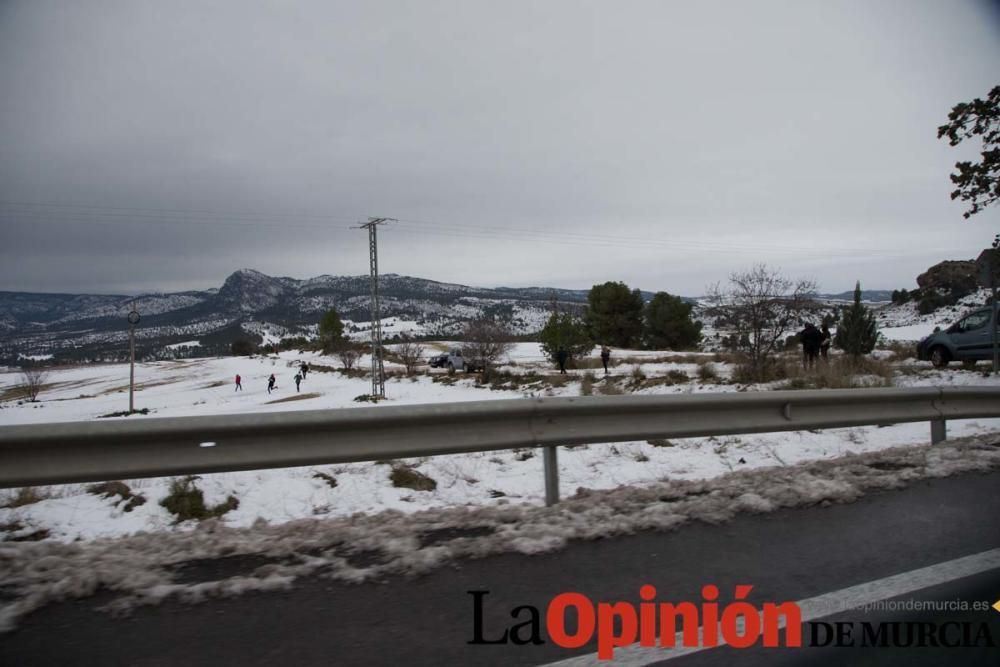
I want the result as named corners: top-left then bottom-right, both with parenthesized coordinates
top-left (0, 270), bottom-right (601, 364)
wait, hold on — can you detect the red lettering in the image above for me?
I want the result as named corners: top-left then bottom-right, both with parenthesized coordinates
top-left (597, 602), bottom-right (638, 659)
top-left (547, 593), bottom-right (596, 649)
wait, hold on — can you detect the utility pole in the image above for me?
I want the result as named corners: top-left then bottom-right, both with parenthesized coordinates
top-left (127, 302), bottom-right (140, 414)
top-left (356, 217), bottom-right (396, 398)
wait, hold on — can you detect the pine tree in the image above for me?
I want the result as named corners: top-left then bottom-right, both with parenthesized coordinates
top-left (539, 313), bottom-right (593, 364)
top-left (643, 292), bottom-right (702, 350)
top-left (319, 309), bottom-right (345, 353)
top-left (834, 281), bottom-right (878, 359)
top-left (584, 282), bottom-right (644, 348)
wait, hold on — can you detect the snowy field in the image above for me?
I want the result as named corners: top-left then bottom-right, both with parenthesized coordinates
top-left (2, 342), bottom-right (1000, 544)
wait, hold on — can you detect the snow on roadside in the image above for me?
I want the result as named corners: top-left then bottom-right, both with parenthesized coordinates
top-left (3, 349), bottom-right (1000, 545)
top-left (1, 434), bottom-right (998, 632)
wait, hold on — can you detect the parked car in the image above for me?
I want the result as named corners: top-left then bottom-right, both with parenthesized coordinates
top-left (916, 305), bottom-right (999, 367)
top-left (426, 349), bottom-right (485, 372)
top-left (427, 353), bottom-right (450, 368)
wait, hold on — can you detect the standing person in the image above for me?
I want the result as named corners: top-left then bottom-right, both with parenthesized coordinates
top-left (267, 373), bottom-right (276, 394)
top-left (799, 323), bottom-right (822, 370)
top-left (234, 374), bottom-right (242, 391)
top-left (300, 362), bottom-right (308, 379)
top-left (556, 346), bottom-right (569, 375)
top-left (820, 324), bottom-right (832, 361)
top-left (600, 346), bottom-right (611, 374)
top-left (294, 372), bottom-right (302, 392)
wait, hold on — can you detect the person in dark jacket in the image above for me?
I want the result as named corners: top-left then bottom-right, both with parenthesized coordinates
top-left (300, 363), bottom-right (308, 379)
top-left (267, 374), bottom-right (276, 394)
top-left (556, 347), bottom-right (569, 375)
top-left (294, 373), bottom-right (302, 392)
top-left (799, 324), bottom-right (823, 369)
top-left (600, 346), bottom-right (611, 374)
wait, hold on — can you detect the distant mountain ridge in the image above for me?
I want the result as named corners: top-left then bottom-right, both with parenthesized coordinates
top-left (0, 269), bottom-right (889, 364)
top-left (0, 270), bottom-right (602, 362)
top-left (816, 289), bottom-right (893, 303)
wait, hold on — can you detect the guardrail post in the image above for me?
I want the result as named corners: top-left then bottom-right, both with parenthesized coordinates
top-left (931, 419), bottom-right (946, 444)
top-left (543, 446), bottom-right (559, 506)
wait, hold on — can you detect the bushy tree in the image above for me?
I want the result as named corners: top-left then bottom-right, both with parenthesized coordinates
top-left (230, 339), bottom-right (255, 356)
top-left (835, 281), bottom-right (879, 359)
top-left (706, 265), bottom-right (817, 382)
top-left (334, 339), bottom-right (362, 369)
top-left (890, 289), bottom-right (911, 305)
top-left (462, 319), bottom-right (514, 381)
top-left (938, 84), bottom-right (999, 219)
top-left (539, 313), bottom-right (593, 365)
top-left (643, 292), bottom-right (702, 350)
top-left (393, 335), bottom-right (425, 376)
top-left (19, 368), bottom-right (48, 402)
top-left (319, 309), bottom-right (345, 353)
top-left (585, 281), bottom-right (644, 348)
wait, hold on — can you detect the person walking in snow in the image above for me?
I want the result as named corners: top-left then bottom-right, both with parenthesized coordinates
top-left (799, 323), bottom-right (823, 370)
top-left (294, 372), bottom-right (302, 392)
top-left (235, 374), bottom-right (242, 391)
top-left (300, 362), bottom-right (308, 379)
top-left (600, 346), bottom-right (611, 374)
top-left (267, 373), bottom-right (276, 394)
top-left (556, 346), bottom-right (569, 375)
top-left (820, 324), bottom-right (832, 361)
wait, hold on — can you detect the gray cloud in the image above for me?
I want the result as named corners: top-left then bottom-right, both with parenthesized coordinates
top-left (2, 0), bottom-right (999, 296)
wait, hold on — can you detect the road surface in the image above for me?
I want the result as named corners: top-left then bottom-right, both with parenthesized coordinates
top-left (3, 470), bottom-right (999, 666)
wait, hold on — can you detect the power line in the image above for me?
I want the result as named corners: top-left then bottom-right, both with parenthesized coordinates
top-left (0, 199), bottom-right (360, 223)
top-left (0, 200), bottom-right (972, 260)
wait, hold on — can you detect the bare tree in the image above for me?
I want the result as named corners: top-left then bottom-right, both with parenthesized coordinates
top-left (18, 368), bottom-right (48, 402)
top-left (462, 319), bottom-right (515, 381)
top-left (706, 265), bottom-right (817, 382)
top-left (334, 340), bottom-right (361, 370)
top-left (394, 335), bottom-right (425, 376)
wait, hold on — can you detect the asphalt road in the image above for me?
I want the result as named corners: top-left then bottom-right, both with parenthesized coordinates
top-left (3, 470), bottom-right (1000, 666)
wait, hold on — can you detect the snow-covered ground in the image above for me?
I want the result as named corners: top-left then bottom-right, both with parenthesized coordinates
top-left (874, 287), bottom-right (993, 341)
top-left (2, 343), bottom-right (999, 544)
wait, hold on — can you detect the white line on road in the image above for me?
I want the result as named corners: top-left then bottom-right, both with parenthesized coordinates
top-left (538, 547), bottom-right (1000, 666)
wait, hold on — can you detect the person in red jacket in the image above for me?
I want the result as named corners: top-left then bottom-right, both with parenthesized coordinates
top-left (235, 374), bottom-right (242, 391)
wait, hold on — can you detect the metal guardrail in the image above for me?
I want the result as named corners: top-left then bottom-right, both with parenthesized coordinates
top-left (2, 387), bottom-right (1000, 503)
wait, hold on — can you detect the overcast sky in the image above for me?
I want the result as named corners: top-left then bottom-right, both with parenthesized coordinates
top-left (2, 0), bottom-right (999, 297)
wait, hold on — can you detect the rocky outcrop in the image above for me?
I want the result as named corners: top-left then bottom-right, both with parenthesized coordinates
top-left (916, 260), bottom-right (978, 294)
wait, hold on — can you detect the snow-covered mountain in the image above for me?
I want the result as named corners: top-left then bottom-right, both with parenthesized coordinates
top-left (0, 270), bottom-right (600, 363)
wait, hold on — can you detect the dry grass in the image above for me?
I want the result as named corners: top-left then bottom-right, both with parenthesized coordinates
top-left (570, 357), bottom-right (609, 370)
top-left (697, 362), bottom-right (719, 382)
top-left (782, 356), bottom-right (895, 390)
top-left (98, 378), bottom-right (180, 396)
top-left (598, 379), bottom-right (624, 395)
top-left (266, 392), bottom-right (321, 404)
top-left (87, 481), bottom-right (147, 512)
top-left (160, 477), bottom-right (239, 523)
top-left (312, 471), bottom-right (338, 488)
top-left (617, 353), bottom-right (713, 365)
top-left (0, 382), bottom-right (60, 402)
top-left (390, 464), bottom-right (437, 491)
top-left (880, 340), bottom-right (918, 363)
top-left (200, 380), bottom-right (228, 389)
top-left (1, 487), bottom-right (50, 508)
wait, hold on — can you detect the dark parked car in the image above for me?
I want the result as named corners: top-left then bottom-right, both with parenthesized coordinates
top-left (427, 353), bottom-right (450, 368)
top-left (916, 306), bottom-right (999, 367)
